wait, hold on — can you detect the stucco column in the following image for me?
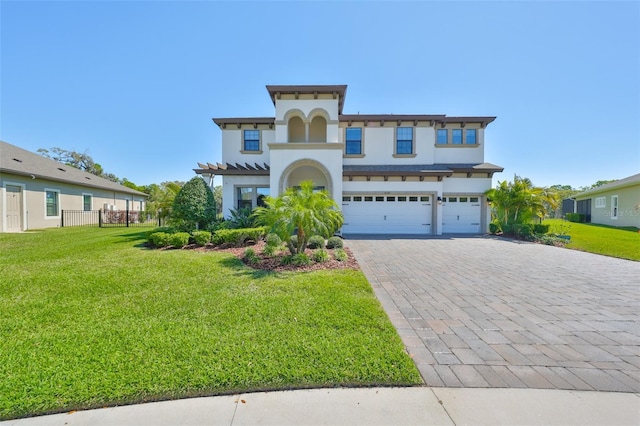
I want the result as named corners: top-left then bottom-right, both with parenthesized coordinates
top-left (305, 122), bottom-right (309, 143)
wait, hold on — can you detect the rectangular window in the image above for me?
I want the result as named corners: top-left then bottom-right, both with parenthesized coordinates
top-left (83, 194), bottom-right (92, 211)
top-left (243, 130), bottom-right (260, 152)
top-left (611, 195), bottom-right (618, 219)
top-left (448, 197), bottom-right (458, 202)
top-left (595, 197), bottom-right (606, 208)
top-left (396, 127), bottom-right (413, 154)
top-left (386, 196), bottom-right (395, 202)
top-left (460, 197), bottom-right (468, 202)
top-left (364, 196), bottom-right (373, 202)
top-left (420, 196), bottom-right (430, 202)
top-left (375, 196), bottom-right (384, 201)
top-left (409, 196), bottom-right (418, 202)
top-left (237, 187), bottom-right (254, 210)
top-left (452, 129), bottom-right (463, 144)
top-left (465, 129), bottom-right (477, 145)
top-left (353, 196), bottom-right (362, 202)
top-left (437, 129), bottom-right (448, 144)
top-left (345, 127), bottom-right (362, 155)
top-left (470, 197), bottom-right (479, 203)
top-left (257, 187), bottom-right (269, 207)
top-left (398, 196), bottom-right (407, 202)
top-left (343, 196), bottom-right (351, 202)
top-left (46, 190), bottom-right (59, 217)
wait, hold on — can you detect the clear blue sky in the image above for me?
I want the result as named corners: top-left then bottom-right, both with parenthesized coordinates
top-left (2, 1), bottom-right (638, 189)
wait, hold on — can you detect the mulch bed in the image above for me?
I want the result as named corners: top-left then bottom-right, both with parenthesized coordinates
top-left (185, 241), bottom-right (360, 272)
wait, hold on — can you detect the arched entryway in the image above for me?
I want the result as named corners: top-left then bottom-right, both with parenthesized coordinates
top-left (279, 159), bottom-right (333, 196)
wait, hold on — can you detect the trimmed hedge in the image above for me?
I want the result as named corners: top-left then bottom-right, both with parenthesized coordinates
top-left (148, 232), bottom-right (171, 248)
top-left (192, 231), bottom-right (212, 246)
top-left (326, 236), bottom-right (344, 249)
top-left (533, 224), bottom-right (550, 235)
top-left (168, 232), bottom-right (190, 249)
top-left (212, 227), bottom-right (266, 247)
top-left (307, 235), bottom-right (326, 249)
top-left (489, 222), bottom-right (501, 234)
top-left (566, 213), bottom-right (586, 223)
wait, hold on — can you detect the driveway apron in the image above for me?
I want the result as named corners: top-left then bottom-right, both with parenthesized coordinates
top-left (346, 236), bottom-right (640, 392)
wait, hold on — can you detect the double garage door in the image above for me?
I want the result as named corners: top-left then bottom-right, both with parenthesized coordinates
top-left (341, 194), bottom-right (482, 234)
top-left (341, 195), bottom-right (432, 234)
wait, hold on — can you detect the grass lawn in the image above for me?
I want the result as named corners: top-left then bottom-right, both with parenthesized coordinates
top-left (0, 227), bottom-right (421, 420)
top-left (544, 219), bottom-right (640, 261)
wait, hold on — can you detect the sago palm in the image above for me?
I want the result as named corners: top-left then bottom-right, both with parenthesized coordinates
top-left (253, 180), bottom-right (344, 254)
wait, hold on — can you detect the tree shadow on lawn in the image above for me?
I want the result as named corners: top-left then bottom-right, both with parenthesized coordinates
top-left (218, 256), bottom-right (281, 280)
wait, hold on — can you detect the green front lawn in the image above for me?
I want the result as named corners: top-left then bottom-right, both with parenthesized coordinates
top-left (0, 227), bottom-right (421, 420)
top-left (544, 219), bottom-right (640, 261)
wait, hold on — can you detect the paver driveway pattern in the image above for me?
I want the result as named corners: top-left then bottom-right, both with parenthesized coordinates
top-left (346, 236), bottom-right (640, 392)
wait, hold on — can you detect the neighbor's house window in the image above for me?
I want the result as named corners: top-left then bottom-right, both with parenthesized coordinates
top-left (395, 127), bottom-right (414, 155)
top-left (437, 129), bottom-right (448, 145)
top-left (611, 195), bottom-right (618, 219)
top-left (465, 129), bottom-right (477, 145)
top-left (595, 197), bottom-right (606, 208)
top-left (83, 194), bottom-right (92, 211)
top-left (45, 189), bottom-right (59, 217)
top-left (242, 129), bottom-right (260, 152)
top-left (452, 129), bottom-right (463, 144)
top-left (237, 186), bottom-right (269, 210)
top-left (345, 127), bottom-right (362, 155)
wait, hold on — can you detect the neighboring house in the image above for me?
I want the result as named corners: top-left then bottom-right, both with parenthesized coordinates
top-left (1, 141), bottom-right (147, 232)
top-left (195, 85), bottom-right (503, 235)
top-left (572, 173), bottom-right (640, 228)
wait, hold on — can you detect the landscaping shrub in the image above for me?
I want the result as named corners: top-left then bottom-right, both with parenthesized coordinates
top-left (262, 244), bottom-right (279, 257)
top-left (243, 248), bottom-right (260, 264)
top-left (207, 220), bottom-right (230, 233)
top-left (489, 222), bottom-right (501, 234)
top-left (536, 234), bottom-right (568, 246)
top-left (146, 226), bottom-right (175, 239)
top-left (168, 232), bottom-right (190, 248)
top-left (290, 253), bottom-right (312, 266)
top-left (170, 176), bottom-right (216, 231)
top-left (265, 233), bottom-right (282, 247)
top-left (326, 236), bottom-right (344, 249)
top-left (212, 227), bottom-right (266, 246)
top-left (191, 231), bottom-right (212, 247)
top-left (313, 249), bottom-right (330, 263)
top-left (501, 224), bottom-right (513, 235)
top-left (308, 235), bottom-right (325, 249)
top-left (334, 248), bottom-right (348, 262)
top-left (287, 235), bottom-right (299, 254)
top-left (148, 232), bottom-right (170, 248)
top-left (566, 213), bottom-right (586, 223)
top-left (228, 207), bottom-right (256, 229)
top-left (511, 224), bottom-right (533, 239)
top-left (533, 224), bottom-right (550, 235)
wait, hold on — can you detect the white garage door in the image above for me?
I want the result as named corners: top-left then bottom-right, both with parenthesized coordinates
top-left (442, 196), bottom-right (482, 233)
top-left (341, 195), bottom-right (432, 234)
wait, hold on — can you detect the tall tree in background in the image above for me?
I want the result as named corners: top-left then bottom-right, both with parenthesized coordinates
top-left (38, 147), bottom-right (120, 182)
top-left (141, 181), bottom-right (183, 220)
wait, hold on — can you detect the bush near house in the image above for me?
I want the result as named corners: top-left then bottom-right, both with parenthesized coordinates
top-left (211, 227), bottom-right (266, 247)
top-left (191, 231), bottom-right (212, 247)
top-left (326, 236), bottom-right (344, 249)
top-left (565, 213), bottom-right (586, 223)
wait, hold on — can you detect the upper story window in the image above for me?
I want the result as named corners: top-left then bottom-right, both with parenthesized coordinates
top-left (437, 129), bottom-right (448, 145)
top-left (465, 129), bottom-right (477, 145)
top-left (345, 127), bottom-right (362, 155)
top-left (243, 130), bottom-right (260, 152)
top-left (452, 129), bottom-right (463, 145)
top-left (395, 127), bottom-right (414, 155)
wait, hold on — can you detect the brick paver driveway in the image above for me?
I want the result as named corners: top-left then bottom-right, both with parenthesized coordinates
top-left (346, 236), bottom-right (640, 392)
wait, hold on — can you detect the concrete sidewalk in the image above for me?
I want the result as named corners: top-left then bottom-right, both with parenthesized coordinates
top-left (3, 387), bottom-right (639, 426)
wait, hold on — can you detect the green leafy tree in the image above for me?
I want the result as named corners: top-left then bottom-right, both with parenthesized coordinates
top-left (142, 181), bottom-right (183, 221)
top-left (253, 180), bottom-right (344, 254)
top-left (486, 175), bottom-right (559, 226)
top-left (170, 177), bottom-right (215, 231)
top-left (38, 147), bottom-right (121, 182)
top-left (213, 185), bottom-right (222, 216)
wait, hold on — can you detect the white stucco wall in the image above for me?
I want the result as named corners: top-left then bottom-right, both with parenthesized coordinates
top-left (221, 175), bottom-right (270, 218)
top-left (221, 128), bottom-right (273, 166)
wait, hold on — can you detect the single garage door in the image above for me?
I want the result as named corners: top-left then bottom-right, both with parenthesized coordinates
top-left (341, 195), bottom-right (432, 234)
top-left (442, 195), bottom-right (482, 233)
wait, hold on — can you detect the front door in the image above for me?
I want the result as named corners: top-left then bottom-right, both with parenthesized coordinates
top-left (6, 185), bottom-right (23, 232)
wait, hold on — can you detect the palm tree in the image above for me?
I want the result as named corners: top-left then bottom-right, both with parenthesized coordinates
top-left (485, 175), bottom-right (558, 226)
top-left (253, 180), bottom-right (344, 254)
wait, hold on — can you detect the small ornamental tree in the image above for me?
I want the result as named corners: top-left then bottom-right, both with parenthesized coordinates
top-left (170, 177), bottom-right (216, 231)
top-left (253, 180), bottom-right (344, 254)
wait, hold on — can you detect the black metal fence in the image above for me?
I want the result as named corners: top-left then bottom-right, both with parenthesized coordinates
top-left (61, 210), bottom-right (162, 228)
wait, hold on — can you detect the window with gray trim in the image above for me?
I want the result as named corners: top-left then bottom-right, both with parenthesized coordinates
top-left (396, 127), bottom-right (413, 154)
top-left (83, 194), bottom-right (92, 211)
top-left (465, 129), bottom-right (477, 144)
top-left (437, 129), bottom-right (448, 144)
top-left (243, 130), bottom-right (260, 151)
top-left (345, 127), bottom-right (362, 155)
top-left (46, 190), bottom-right (59, 216)
top-left (452, 129), bottom-right (463, 144)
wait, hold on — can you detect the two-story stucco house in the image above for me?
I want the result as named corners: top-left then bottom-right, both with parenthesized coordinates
top-left (195, 85), bottom-right (503, 235)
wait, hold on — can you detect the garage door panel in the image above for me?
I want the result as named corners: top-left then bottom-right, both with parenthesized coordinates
top-left (342, 195), bottom-right (432, 234)
top-left (442, 196), bottom-right (481, 233)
